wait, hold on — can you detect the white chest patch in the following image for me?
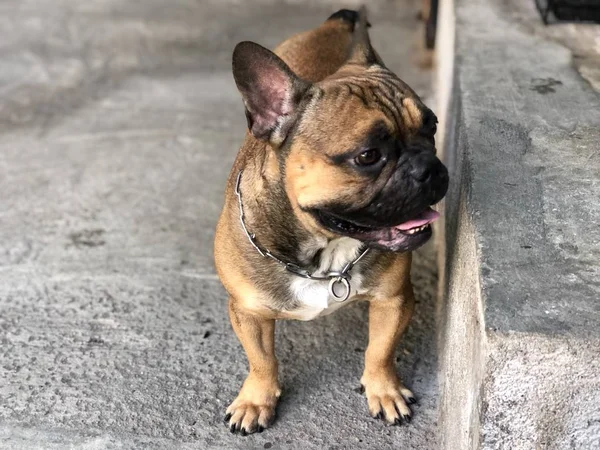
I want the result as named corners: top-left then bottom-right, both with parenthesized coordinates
top-left (287, 237), bottom-right (367, 321)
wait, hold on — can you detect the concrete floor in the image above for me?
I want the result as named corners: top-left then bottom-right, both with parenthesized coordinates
top-left (0, 1), bottom-right (438, 448)
top-left (504, 0), bottom-right (600, 93)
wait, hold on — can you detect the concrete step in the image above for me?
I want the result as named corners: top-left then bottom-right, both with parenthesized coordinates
top-left (434, 0), bottom-right (600, 448)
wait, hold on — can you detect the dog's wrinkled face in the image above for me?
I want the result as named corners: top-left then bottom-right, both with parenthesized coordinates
top-left (232, 39), bottom-right (448, 252)
top-left (286, 69), bottom-right (448, 252)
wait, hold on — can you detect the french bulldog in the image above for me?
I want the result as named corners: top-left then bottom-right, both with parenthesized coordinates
top-left (214, 6), bottom-right (448, 435)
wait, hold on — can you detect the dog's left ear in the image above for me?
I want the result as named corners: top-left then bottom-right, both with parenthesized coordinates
top-left (345, 6), bottom-right (384, 67)
top-left (232, 41), bottom-right (310, 146)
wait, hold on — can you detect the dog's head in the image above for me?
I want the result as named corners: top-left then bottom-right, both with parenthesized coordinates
top-left (232, 11), bottom-right (448, 252)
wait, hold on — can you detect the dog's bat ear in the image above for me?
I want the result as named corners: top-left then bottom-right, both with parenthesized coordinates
top-left (232, 41), bottom-right (310, 146)
top-left (345, 6), bottom-right (384, 67)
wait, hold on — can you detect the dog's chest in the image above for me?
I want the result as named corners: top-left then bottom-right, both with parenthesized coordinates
top-left (286, 237), bottom-right (366, 321)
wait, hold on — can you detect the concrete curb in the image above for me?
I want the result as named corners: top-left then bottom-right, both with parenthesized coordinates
top-left (435, 0), bottom-right (600, 449)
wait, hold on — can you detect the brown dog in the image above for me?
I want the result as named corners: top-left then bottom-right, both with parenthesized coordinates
top-left (214, 7), bottom-right (448, 435)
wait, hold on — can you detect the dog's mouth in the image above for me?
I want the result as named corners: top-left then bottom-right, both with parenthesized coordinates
top-left (314, 207), bottom-right (440, 252)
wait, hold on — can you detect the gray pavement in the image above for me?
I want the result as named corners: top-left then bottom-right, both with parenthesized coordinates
top-left (0, 1), bottom-right (439, 448)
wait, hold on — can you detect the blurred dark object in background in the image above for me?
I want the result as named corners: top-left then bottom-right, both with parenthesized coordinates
top-left (425, 0), bottom-right (438, 49)
top-left (419, 0), bottom-right (438, 49)
top-left (535, 0), bottom-right (600, 24)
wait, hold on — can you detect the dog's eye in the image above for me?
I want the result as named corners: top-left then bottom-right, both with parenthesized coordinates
top-left (354, 149), bottom-right (381, 166)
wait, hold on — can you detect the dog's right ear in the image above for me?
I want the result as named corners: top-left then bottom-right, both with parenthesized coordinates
top-left (232, 41), bottom-right (310, 146)
top-left (345, 6), bottom-right (384, 67)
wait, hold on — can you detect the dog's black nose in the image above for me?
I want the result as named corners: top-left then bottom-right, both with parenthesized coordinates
top-left (409, 164), bottom-right (431, 183)
top-left (406, 152), bottom-right (449, 204)
top-left (408, 152), bottom-right (442, 183)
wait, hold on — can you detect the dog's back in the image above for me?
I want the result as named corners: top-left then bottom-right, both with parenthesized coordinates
top-left (273, 10), bottom-right (363, 83)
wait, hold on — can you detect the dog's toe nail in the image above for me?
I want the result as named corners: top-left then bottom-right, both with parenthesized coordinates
top-left (403, 414), bottom-right (412, 423)
top-left (224, 413), bottom-right (232, 422)
top-left (407, 397), bottom-right (417, 405)
top-left (394, 417), bottom-right (402, 426)
top-left (240, 428), bottom-right (247, 436)
top-left (257, 425), bottom-right (265, 433)
top-left (376, 411), bottom-right (383, 420)
top-left (229, 423), bottom-right (236, 433)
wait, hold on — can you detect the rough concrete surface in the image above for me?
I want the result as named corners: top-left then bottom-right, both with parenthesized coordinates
top-left (504, 0), bottom-right (600, 93)
top-left (436, 0), bottom-right (600, 449)
top-left (0, 1), bottom-right (440, 449)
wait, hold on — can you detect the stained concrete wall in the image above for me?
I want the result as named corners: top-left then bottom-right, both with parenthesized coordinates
top-left (436, 0), bottom-right (600, 449)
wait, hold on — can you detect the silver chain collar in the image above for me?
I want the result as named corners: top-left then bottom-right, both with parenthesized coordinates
top-left (234, 171), bottom-right (369, 302)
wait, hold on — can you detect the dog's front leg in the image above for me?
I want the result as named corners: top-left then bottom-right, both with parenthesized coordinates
top-left (225, 298), bottom-right (280, 435)
top-left (361, 286), bottom-right (417, 424)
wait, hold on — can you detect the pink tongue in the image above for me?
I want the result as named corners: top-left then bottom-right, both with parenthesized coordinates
top-left (395, 208), bottom-right (440, 231)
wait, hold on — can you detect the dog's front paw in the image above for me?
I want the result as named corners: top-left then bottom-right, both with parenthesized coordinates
top-left (225, 377), bottom-right (281, 435)
top-left (360, 370), bottom-right (416, 425)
